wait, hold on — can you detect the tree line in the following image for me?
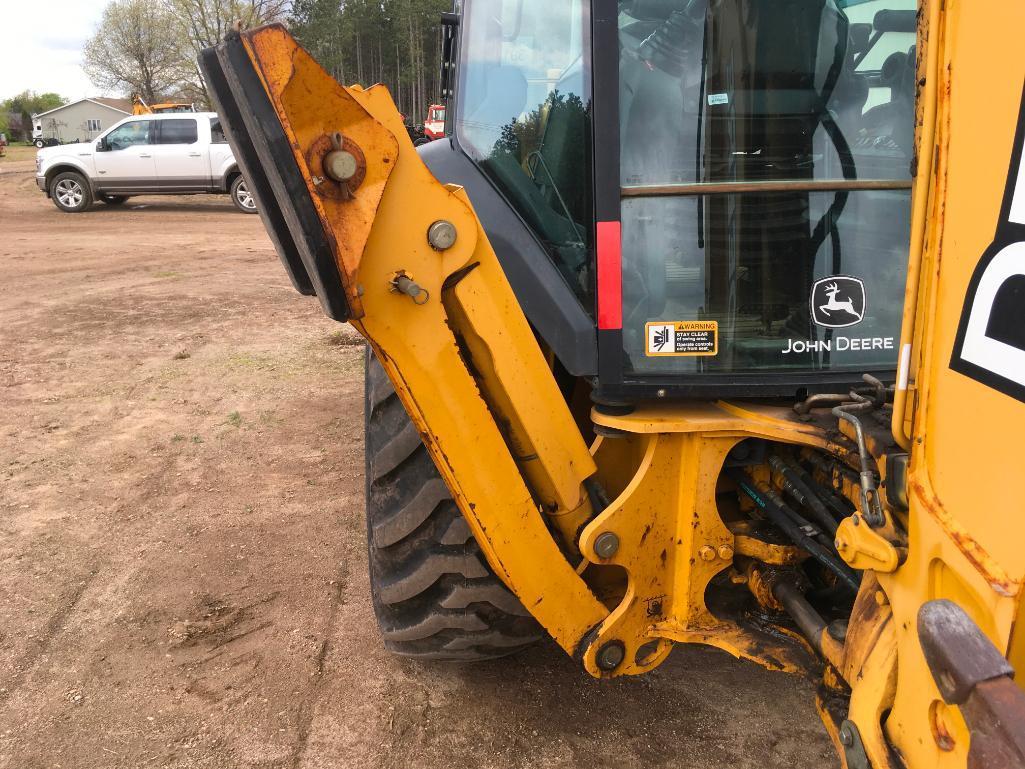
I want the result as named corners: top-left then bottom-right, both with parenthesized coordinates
top-left (1, 92), bottom-right (67, 141)
top-left (80, 0), bottom-right (451, 124)
top-left (288, 0), bottom-right (452, 124)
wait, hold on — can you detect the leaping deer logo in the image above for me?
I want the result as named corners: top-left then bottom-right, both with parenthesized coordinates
top-left (811, 277), bottom-right (866, 328)
top-left (818, 282), bottom-right (864, 322)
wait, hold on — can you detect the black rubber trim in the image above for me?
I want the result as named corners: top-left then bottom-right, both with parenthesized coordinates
top-left (201, 31), bottom-right (350, 320)
top-left (595, 368), bottom-right (899, 401)
top-left (199, 42), bottom-right (316, 298)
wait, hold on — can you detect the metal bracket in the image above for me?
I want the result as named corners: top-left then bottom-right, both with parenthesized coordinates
top-left (839, 720), bottom-right (871, 769)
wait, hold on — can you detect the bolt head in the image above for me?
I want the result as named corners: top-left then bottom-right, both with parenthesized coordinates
top-left (596, 641), bottom-right (625, 672)
top-left (324, 149), bottom-right (358, 182)
top-left (427, 220), bottom-right (458, 250)
top-left (827, 619), bottom-right (849, 642)
top-left (839, 723), bottom-right (854, 746)
top-left (699, 545), bottom-right (716, 562)
top-left (656, 389), bottom-right (667, 398)
top-left (594, 531), bottom-right (620, 559)
top-left (717, 544), bottom-right (734, 561)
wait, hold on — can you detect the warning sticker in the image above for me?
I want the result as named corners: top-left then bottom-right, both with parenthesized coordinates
top-left (645, 321), bottom-right (718, 357)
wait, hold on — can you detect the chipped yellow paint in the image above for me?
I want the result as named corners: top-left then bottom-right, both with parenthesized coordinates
top-left (239, 24), bottom-right (608, 651)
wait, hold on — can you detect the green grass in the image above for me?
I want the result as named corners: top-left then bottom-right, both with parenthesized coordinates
top-left (224, 352), bottom-right (275, 370)
top-left (226, 411), bottom-right (243, 428)
top-left (0, 145), bottom-right (36, 163)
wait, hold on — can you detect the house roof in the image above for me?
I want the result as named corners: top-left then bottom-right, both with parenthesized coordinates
top-left (90, 97), bottom-right (133, 113)
top-left (33, 97), bottom-right (133, 119)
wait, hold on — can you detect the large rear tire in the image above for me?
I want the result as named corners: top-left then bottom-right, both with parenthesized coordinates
top-left (365, 349), bottom-right (541, 660)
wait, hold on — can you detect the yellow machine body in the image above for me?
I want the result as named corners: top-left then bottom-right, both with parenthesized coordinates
top-left (204, 3), bottom-right (1025, 765)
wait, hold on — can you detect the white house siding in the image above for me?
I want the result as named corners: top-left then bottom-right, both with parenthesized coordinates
top-left (34, 101), bottom-right (130, 143)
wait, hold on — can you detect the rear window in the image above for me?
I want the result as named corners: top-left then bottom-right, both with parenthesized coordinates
top-left (210, 118), bottom-right (227, 144)
top-left (157, 119), bottom-right (198, 145)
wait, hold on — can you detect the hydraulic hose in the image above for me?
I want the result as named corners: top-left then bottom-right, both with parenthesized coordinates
top-left (769, 454), bottom-right (839, 535)
top-left (727, 468), bottom-right (860, 592)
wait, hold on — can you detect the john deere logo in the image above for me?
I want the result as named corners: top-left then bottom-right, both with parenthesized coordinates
top-left (811, 276), bottom-right (866, 329)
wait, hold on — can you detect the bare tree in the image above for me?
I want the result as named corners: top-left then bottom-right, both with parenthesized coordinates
top-left (165, 0), bottom-right (290, 106)
top-left (83, 0), bottom-right (187, 103)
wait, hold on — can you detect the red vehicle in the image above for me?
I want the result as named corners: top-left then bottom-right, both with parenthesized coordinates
top-left (422, 104), bottom-right (446, 141)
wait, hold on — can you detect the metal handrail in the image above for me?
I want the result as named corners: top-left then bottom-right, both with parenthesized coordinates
top-left (621, 179), bottom-right (913, 198)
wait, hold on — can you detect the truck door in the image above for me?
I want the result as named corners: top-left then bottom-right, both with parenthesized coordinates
top-left (93, 119), bottom-right (157, 191)
top-left (208, 118), bottom-right (234, 189)
top-left (152, 118), bottom-right (209, 190)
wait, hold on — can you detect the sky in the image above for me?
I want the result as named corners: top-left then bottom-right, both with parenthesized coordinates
top-left (0, 0), bottom-right (112, 102)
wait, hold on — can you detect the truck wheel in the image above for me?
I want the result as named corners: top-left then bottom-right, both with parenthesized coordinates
top-left (34, 139), bottom-right (45, 149)
top-left (365, 349), bottom-right (541, 660)
top-left (99, 194), bottom-right (128, 206)
top-left (230, 176), bottom-right (258, 213)
top-left (50, 172), bottom-right (93, 213)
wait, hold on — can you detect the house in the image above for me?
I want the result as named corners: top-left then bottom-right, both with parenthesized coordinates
top-left (32, 97), bottom-right (133, 144)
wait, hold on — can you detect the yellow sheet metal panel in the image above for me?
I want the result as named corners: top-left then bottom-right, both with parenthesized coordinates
top-left (881, 1), bottom-right (1025, 764)
top-left (917, 0), bottom-right (1025, 587)
top-left (239, 25), bottom-right (609, 651)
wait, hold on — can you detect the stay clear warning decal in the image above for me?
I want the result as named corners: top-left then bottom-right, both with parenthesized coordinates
top-left (645, 321), bottom-right (718, 357)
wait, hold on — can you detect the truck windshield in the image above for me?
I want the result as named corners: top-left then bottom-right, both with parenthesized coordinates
top-left (619, 0), bottom-right (916, 376)
top-left (455, 0), bottom-right (594, 310)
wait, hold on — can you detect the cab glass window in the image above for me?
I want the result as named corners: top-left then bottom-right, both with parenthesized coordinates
top-left (456, 0), bottom-right (594, 310)
top-left (157, 119), bottom-right (199, 145)
top-left (104, 120), bottom-right (153, 150)
top-left (210, 118), bottom-right (227, 144)
top-left (618, 0), bottom-right (915, 376)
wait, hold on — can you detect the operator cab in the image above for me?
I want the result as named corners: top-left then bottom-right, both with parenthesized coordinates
top-left (444, 0), bottom-right (916, 400)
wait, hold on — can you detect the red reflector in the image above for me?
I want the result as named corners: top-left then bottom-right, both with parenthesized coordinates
top-left (597, 221), bottom-right (622, 330)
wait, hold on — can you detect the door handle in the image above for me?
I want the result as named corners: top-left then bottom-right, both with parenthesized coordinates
top-left (188, 152), bottom-right (202, 157)
top-left (139, 153), bottom-right (152, 158)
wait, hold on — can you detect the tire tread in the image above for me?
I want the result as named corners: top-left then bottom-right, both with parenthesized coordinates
top-left (365, 348), bottom-right (540, 660)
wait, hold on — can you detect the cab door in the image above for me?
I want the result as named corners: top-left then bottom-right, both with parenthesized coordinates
top-left (93, 119), bottom-right (157, 192)
top-left (151, 118), bottom-right (210, 191)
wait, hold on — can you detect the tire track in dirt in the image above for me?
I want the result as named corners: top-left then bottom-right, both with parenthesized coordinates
top-left (0, 569), bottom-right (98, 706)
top-left (289, 559), bottom-right (350, 768)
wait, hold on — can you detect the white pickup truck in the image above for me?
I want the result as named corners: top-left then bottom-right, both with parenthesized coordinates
top-left (35, 112), bottom-right (256, 214)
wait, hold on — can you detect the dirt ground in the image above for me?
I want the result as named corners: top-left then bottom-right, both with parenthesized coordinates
top-left (0, 159), bottom-right (835, 769)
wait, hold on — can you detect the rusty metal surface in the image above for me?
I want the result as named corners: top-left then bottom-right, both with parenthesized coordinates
top-left (918, 600), bottom-right (1025, 768)
top-left (244, 26), bottom-right (400, 317)
top-left (963, 678), bottom-right (1025, 769)
top-left (730, 520), bottom-right (810, 567)
top-left (918, 600), bottom-right (1014, 704)
top-left (305, 133), bottom-right (367, 200)
top-left (910, 480), bottom-right (1020, 598)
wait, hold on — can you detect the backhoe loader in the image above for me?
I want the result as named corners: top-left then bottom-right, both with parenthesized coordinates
top-left (199, 1), bottom-right (1025, 766)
